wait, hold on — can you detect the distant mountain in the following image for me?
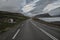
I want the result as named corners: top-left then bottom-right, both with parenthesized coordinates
top-left (53, 15), bottom-right (60, 17)
top-left (34, 13), bottom-right (51, 18)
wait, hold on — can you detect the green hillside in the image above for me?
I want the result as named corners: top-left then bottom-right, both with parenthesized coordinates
top-left (0, 11), bottom-right (28, 32)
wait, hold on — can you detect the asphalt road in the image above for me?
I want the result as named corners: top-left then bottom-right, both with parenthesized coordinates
top-left (5, 19), bottom-right (60, 40)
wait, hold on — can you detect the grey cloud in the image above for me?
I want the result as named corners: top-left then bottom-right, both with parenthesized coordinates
top-left (29, 0), bottom-right (59, 16)
top-left (49, 7), bottom-right (60, 16)
top-left (0, 0), bottom-right (59, 17)
top-left (0, 0), bottom-right (25, 13)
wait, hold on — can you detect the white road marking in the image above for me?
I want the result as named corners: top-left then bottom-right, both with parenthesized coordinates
top-left (31, 21), bottom-right (59, 40)
top-left (33, 20), bottom-right (60, 32)
top-left (12, 29), bottom-right (20, 39)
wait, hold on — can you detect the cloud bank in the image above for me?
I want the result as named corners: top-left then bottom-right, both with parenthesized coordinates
top-left (43, 0), bottom-right (60, 13)
top-left (0, 0), bottom-right (25, 13)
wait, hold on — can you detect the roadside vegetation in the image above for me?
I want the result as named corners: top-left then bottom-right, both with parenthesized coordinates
top-left (0, 11), bottom-right (28, 32)
top-left (32, 18), bottom-right (60, 28)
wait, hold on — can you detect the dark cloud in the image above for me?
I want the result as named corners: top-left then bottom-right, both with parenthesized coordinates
top-left (49, 7), bottom-right (60, 16)
top-left (0, 0), bottom-right (25, 13)
top-left (0, 0), bottom-right (59, 16)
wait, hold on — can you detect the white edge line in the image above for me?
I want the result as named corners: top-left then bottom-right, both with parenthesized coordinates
top-left (31, 21), bottom-right (59, 40)
top-left (12, 29), bottom-right (20, 39)
top-left (36, 21), bottom-right (60, 31)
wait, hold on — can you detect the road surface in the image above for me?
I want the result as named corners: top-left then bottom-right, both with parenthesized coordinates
top-left (5, 19), bottom-right (60, 40)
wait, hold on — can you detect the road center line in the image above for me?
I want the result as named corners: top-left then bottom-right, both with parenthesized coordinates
top-left (12, 29), bottom-right (20, 39)
top-left (31, 21), bottom-right (59, 40)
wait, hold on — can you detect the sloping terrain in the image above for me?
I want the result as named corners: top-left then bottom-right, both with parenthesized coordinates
top-left (34, 13), bottom-right (51, 18)
top-left (0, 11), bottom-right (28, 32)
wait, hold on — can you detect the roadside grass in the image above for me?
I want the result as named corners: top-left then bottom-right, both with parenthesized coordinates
top-left (0, 11), bottom-right (28, 32)
top-left (32, 18), bottom-right (60, 28)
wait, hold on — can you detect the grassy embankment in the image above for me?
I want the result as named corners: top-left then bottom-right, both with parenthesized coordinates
top-left (0, 11), bottom-right (28, 32)
top-left (33, 18), bottom-right (60, 28)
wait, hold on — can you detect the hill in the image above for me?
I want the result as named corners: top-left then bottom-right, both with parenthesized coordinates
top-left (34, 13), bottom-right (51, 18)
top-left (0, 11), bottom-right (28, 32)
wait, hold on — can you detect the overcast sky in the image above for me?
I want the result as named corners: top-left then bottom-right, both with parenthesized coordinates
top-left (0, 0), bottom-right (60, 17)
top-left (43, 0), bottom-right (60, 13)
top-left (28, 0), bottom-right (60, 16)
top-left (0, 0), bottom-right (25, 13)
top-left (42, 0), bottom-right (60, 16)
